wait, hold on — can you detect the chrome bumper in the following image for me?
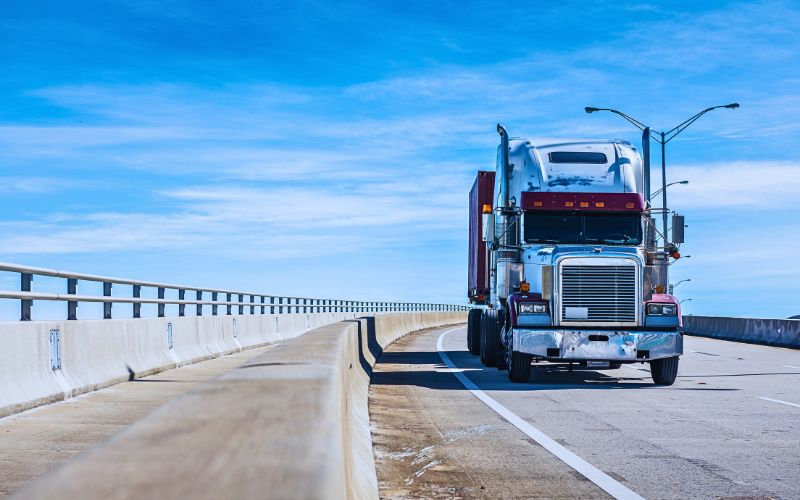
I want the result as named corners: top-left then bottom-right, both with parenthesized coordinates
top-left (512, 328), bottom-right (682, 361)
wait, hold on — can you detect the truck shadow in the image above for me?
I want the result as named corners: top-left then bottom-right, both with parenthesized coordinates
top-left (371, 350), bottom-right (740, 391)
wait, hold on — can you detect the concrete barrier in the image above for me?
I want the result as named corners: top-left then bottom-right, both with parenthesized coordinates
top-left (0, 312), bottom-right (359, 418)
top-left (14, 311), bottom-right (466, 500)
top-left (682, 315), bottom-right (800, 348)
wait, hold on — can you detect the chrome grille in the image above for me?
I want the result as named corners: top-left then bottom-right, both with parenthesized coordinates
top-left (560, 265), bottom-right (636, 323)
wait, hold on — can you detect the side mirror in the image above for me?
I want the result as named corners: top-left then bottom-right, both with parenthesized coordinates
top-left (672, 214), bottom-right (685, 244)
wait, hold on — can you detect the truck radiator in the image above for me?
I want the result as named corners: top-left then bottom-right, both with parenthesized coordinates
top-left (560, 265), bottom-right (637, 323)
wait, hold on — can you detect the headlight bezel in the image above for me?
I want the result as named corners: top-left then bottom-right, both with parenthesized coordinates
top-left (518, 302), bottom-right (548, 315)
top-left (647, 303), bottom-right (678, 316)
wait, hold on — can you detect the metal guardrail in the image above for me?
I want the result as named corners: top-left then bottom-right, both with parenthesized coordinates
top-left (0, 262), bottom-right (469, 321)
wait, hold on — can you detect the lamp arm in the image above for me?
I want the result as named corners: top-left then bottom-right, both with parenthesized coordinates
top-left (665, 107), bottom-right (715, 136)
top-left (664, 105), bottom-right (732, 143)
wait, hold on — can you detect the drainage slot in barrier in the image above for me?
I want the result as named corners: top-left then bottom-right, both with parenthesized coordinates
top-left (167, 322), bottom-right (174, 350)
top-left (49, 329), bottom-right (61, 370)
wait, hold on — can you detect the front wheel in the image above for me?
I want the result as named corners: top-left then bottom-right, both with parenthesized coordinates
top-left (650, 356), bottom-right (679, 385)
top-left (507, 333), bottom-right (532, 383)
top-left (466, 308), bottom-right (482, 355)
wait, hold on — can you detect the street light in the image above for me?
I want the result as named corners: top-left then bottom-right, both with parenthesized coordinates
top-left (669, 278), bottom-right (691, 295)
top-left (679, 298), bottom-right (693, 305)
top-left (651, 180), bottom-right (689, 200)
top-left (585, 103), bottom-right (739, 282)
top-left (668, 255), bottom-right (691, 266)
top-left (672, 278), bottom-right (691, 289)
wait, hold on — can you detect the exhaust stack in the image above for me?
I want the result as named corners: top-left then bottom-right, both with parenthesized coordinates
top-left (494, 124), bottom-right (521, 300)
top-left (497, 123), bottom-right (510, 209)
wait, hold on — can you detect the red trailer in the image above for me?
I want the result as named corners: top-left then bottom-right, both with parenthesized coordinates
top-left (468, 170), bottom-right (495, 304)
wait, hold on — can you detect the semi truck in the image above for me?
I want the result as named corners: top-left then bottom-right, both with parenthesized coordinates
top-left (467, 124), bottom-right (684, 385)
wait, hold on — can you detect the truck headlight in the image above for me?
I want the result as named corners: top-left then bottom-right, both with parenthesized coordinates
top-left (519, 302), bottom-right (548, 314)
top-left (647, 303), bottom-right (677, 315)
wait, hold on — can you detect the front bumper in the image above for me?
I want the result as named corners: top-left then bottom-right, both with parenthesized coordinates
top-left (512, 328), bottom-right (682, 361)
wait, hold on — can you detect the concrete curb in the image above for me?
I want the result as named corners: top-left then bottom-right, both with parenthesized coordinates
top-left (0, 312), bottom-right (359, 418)
top-left (682, 315), bottom-right (800, 349)
top-left (13, 312), bottom-right (466, 500)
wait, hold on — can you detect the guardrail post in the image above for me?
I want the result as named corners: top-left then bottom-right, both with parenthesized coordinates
top-left (196, 291), bottom-right (203, 316)
top-left (133, 285), bottom-right (141, 318)
top-left (303, 298), bottom-right (308, 313)
top-left (248, 295), bottom-right (254, 314)
top-left (270, 296), bottom-right (275, 314)
top-left (238, 294), bottom-right (244, 315)
top-left (212, 292), bottom-right (218, 316)
top-left (178, 289), bottom-right (185, 317)
top-left (278, 297), bottom-right (283, 314)
top-left (20, 273), bottom-right (32, 321)
top-left (67, 278), bottom-right (78, 320)
top-left (261, 296), bottom-right (265, 314)
top-left (103, 282), bottom-right (112, 319)
top-left (158, 288), bottom-right (165, 317)
top-left (226, 293), bottom-right (232, 315)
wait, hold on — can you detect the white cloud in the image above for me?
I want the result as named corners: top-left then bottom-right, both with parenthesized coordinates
top-left (667, 161), bottom-right (800, 210)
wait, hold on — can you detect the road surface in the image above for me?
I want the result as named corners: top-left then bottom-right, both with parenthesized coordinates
top-left (370, 325), bottom-right (799, 499)
top-left (0, 345), bottom-right (274, 497)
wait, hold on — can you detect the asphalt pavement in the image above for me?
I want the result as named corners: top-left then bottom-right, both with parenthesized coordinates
top-left (370, 325), bottom-right (800, 499)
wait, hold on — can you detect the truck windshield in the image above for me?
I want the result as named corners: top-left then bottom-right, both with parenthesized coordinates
top-left (524, 211), bottom-right (642, 245)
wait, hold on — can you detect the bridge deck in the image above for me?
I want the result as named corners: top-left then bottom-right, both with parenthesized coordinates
top-left (370, 325), bottom-right (800, 499)
top-left (0, 345), bottom-right (273, 497)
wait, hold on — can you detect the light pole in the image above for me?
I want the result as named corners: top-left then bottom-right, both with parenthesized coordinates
top-left (585, 104), bottom-right (739, 283)
top-left (651, 180), bottom-right (689, 201)
top-left (669, 278), bottom-right (691, 295)
top-left (679, 298), bottom-right (693, 305)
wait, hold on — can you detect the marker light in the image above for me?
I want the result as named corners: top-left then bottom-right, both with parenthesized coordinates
top-left (626, 202), bottom-right (635, 209)
top-left (580, 202), bottom-right (589, 207)
top-left (671, 251), bottom-right (681, 259)
top-left (520, 281), bottom-right (531, 292)
top-left (595, 202), bottom-right (605, 208)
top-left (482, 204), bottom-right (492, 214)
top-left (534, 201), bottom-right (543, 207)
top-left (655, 284), bottom-right (665, 294)
top-left (565, 201), bottom-right (574, 207)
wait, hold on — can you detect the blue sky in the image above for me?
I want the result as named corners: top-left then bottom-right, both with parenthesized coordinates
top-left (1, 0), bottom-right (799, 319)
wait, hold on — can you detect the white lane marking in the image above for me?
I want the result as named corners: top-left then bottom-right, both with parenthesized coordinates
top-left (757, 397), bottom-right (800, 409)
top-left (784, 365), bottom-right (800, 370)
top-left (436, 327), bottom-right (644, 500)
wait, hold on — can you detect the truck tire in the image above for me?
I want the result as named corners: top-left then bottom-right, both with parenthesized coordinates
top-left (609, 361), bottom-right (622, 369)
top-left (507, 332), bottom-right (532, 382)
top-left (650, 356), bottom-right (679, 385)
top-left (467, 308), bottom-right (482, 355)
top-left (480, 310), bottom-right (500, 367)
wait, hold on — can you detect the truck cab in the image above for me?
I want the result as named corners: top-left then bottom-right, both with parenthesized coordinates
top-left (468, 126), bottom-right (683, 385)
